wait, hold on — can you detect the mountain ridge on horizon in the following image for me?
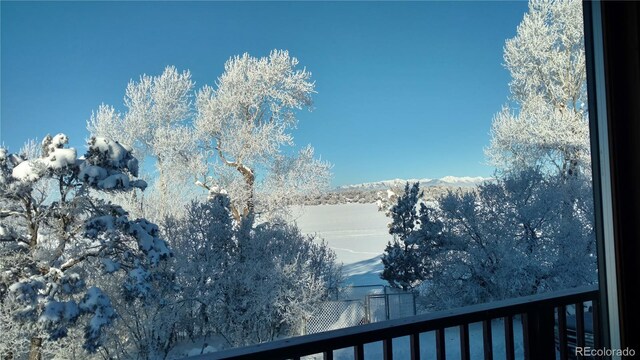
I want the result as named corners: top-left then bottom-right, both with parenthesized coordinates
top-left (336, 175), bottom-right (492, 191)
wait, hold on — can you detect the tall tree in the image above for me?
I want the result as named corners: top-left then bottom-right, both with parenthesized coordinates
top-left (89, 50), bottom-right (331, 222)
top-left (87, 67), bottom-right (201, 221)
top-left (381, 182), bottom-right (427, 291)
top-left (420, 170), bottom-right (596, 310)
top-left (486, 0), bottom-right (589, 178)
top-left (195, 50), bottom-right (331, 220)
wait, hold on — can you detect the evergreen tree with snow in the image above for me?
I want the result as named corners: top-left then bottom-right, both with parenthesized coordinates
top-left (0, 135), bottom-right (171, 358)
top-left (381, 182), bottom-right (426, 291)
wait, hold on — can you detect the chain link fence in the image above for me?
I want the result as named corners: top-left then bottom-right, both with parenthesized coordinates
top-left (304, 285), bottom-right (416, 335)
top-left (304, 300), bottom-right (367, 334)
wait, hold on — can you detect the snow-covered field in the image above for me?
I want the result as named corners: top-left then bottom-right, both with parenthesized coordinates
top-left (290, 203), bottom-right (390, 285)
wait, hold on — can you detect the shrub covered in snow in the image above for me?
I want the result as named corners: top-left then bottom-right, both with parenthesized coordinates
top-left (164, 195), bottom-right (342, 348)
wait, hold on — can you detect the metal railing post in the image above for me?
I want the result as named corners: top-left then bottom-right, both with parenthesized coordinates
top-left (524, 305), bottom-right (556, 360)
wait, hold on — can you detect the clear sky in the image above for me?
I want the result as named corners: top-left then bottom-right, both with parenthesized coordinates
top-left (1, 1), bottom-right (528, 187)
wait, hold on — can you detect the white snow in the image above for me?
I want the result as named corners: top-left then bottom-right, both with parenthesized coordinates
top-left (44, 148), bottom-right (77, 169)
top-left (11, 147), bottom-right (77, 181)
top-left (291, 203), bottom-right (390, 286)
top-left (50, 133), bottom-right (68, 148)
top-left (91, 137), bottom-right (134, 169)
top-left (79, 164), bottom-right (108, 183)
top-left (98, 173), bottom-right (129, 189)
top-left (39, 300), bottom-right (79, 323)
top-left (12, 160), bottom-right (43, 181)
top-left (167, 336), bottom-right (227, 359)
top-left (292, 203), bottom-right (391, 267)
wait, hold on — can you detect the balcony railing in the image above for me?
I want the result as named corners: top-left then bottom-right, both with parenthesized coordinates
top-left (189, 285), bottom-right (599, 360)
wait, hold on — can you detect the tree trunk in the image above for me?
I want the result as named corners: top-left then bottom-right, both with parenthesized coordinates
top-left (237, 164), bottom-right (255, 217)
top-left (29, 337), bottom-right (42, 360)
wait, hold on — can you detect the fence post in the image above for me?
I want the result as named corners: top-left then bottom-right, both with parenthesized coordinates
top-left (385, 293), bottom-right (390, 321)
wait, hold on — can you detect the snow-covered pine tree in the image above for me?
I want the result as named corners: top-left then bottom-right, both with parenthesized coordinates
top-left (0, 135), bottom-right (171, 358)
top-left (381, 182), bottom-right (426, 291)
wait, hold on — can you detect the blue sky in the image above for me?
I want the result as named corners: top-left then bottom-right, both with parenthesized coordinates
top-left (1, 1), bottom-right (528, 187)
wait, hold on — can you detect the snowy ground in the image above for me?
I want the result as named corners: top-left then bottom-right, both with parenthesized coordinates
top-left (290, 203), bottom-right (390, 285)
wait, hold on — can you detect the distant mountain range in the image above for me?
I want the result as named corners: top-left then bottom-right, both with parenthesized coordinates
top-left (336, 176), bottom-right (492, 191)
top-left (299, 176), bottom-right (491, 206)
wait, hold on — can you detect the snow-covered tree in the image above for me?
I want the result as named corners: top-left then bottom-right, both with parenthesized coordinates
top-left (164, 195), bottom-right (341, 348)
top-left (87, 67), bottom-right (202, 222)
top-left (89, 50), bottom-right (331, 222)
top-left (486, 0), bottom-right (589, 178)
top-left (381, 183), bottom-right (427, 291)
top-left (163, 196), bottom-right (235, 342)
top-left (418, 169), bottom-right (596, 310)
top-left (0, 135), bottom-right (171, 358)
top-left (195, 50), bottom-right (331, 220)
top-left (90, 260), bottom-right (180, 360)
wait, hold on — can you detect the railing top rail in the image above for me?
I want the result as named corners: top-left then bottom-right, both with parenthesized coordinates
top-left (190, 285), bottom-right (598, 360)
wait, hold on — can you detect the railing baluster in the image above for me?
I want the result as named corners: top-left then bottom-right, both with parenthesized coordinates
top-left (323, 350), bottom-right (333, 360)
top-left (558, 305), bottom-right (568, 360)
top-left (483, 319), bottom-right (493, 360)
top-left (460, 324), bottom-right (471, 360)
top-left (504, 316), bottom-right (515, 360)
top-left (410, 333), bottom-right (420, 360)
top-left (383, 338), bottom-right (393, 360)
top-left (354, 343), bottom-right (364, 360)
top-left (576, 302), bottom-right (585, 354)
top-left (522, 313), bottom-right (530, 360)
top-left (436, 328), bottom-right (445, 360)
top-left (524, 305), bottom-right (556, 360)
